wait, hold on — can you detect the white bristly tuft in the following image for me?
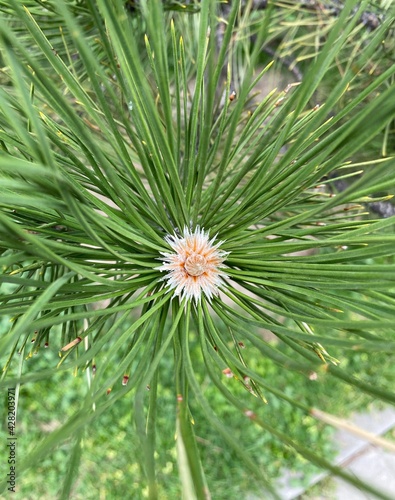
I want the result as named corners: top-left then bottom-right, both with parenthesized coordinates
top-left (156, 226), bottom-right (229, 303)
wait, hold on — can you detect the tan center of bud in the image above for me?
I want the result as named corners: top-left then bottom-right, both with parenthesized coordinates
top-left (184, 254), bottom-right (207, 277)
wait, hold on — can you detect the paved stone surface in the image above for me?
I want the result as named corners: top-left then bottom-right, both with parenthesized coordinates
top-left (275, 406), bottom-right (395, 499)
top-left (331, 407), bottom-right (395, 500)
top-left (333, 447), bottom-right (395, 499)
top-left (334, 407), bottom-right (395, 464)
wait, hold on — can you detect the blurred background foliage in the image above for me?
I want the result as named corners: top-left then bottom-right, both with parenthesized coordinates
top-left (2, 287), bottom-right (395, 498)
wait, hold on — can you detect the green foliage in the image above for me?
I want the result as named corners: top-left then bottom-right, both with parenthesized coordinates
top-left (1, 0), bottom-right (395, 498)
top-left (2, 328), bottom-right (394, 499)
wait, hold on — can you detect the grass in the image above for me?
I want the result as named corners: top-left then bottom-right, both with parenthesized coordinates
top-left (2, 314), bottom-right (394, 499)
